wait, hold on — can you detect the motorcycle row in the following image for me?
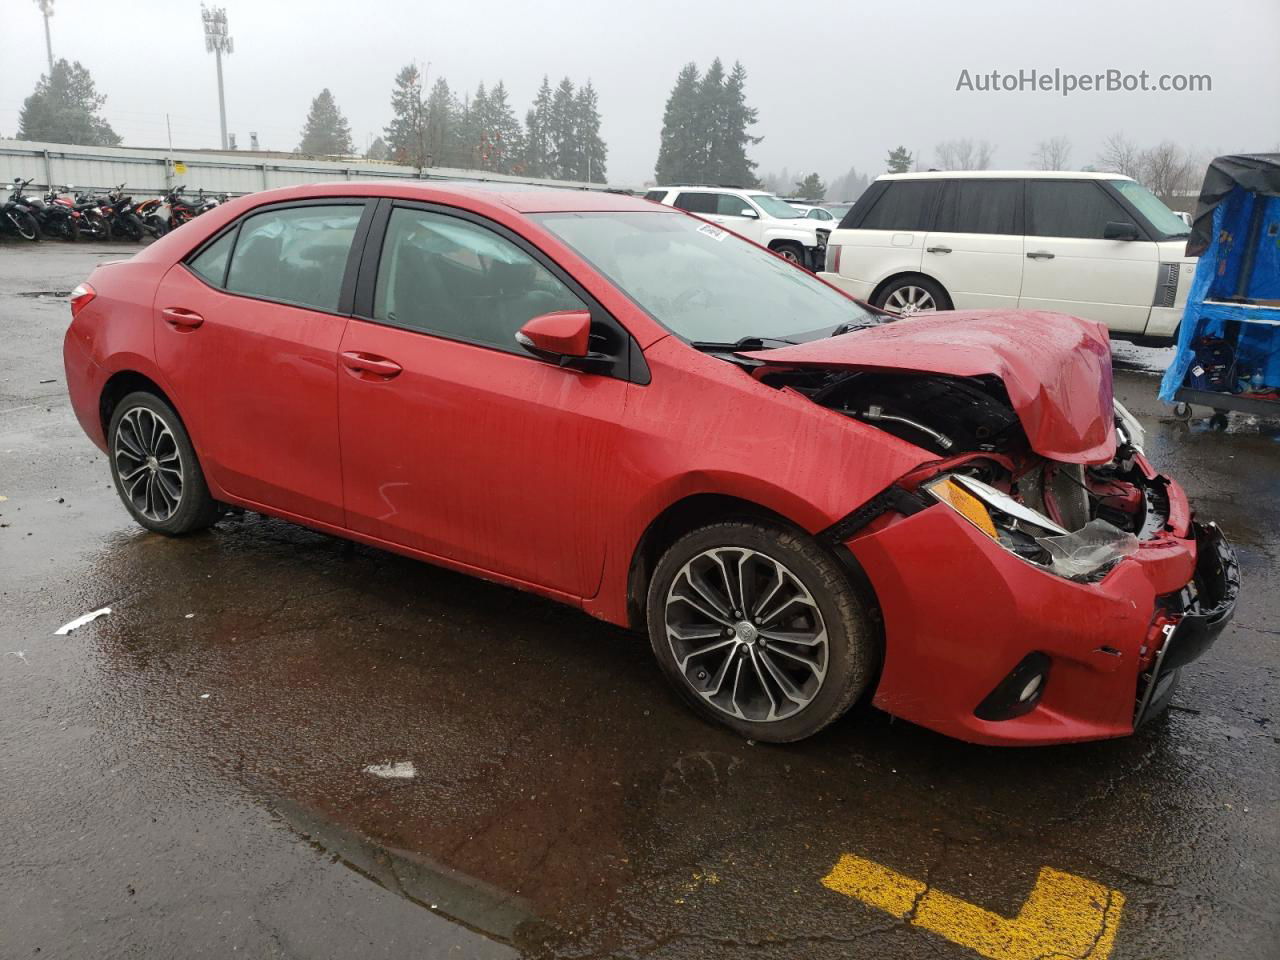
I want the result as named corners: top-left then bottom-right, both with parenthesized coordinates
top-left (0, 178), bottom-right (228, 243)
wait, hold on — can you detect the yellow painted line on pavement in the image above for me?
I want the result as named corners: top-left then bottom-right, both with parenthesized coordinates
top-left (822, 853), bottom-right (1124, 960)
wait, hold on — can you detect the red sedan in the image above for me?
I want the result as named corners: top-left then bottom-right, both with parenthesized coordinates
top-left (63, 183), bottom-right (1238, 745)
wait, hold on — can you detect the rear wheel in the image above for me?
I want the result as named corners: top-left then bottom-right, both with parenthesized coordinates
top-left (6, 210), bottom-right (39, 241)
top-left (646, 521), bottom-right (877, 742)
top-left (107, 392), bottom-right (219, 535)
top-left (873, 275), bottom-right (951, 317)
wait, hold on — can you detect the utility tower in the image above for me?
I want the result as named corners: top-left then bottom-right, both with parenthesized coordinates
top-left (201, 5), bottom-right (234, 151)
top-left (33, 0), bottom-right (54, 74)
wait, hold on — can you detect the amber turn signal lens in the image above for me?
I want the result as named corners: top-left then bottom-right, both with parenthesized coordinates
top-left (926, 476), bottom-right (999, 540)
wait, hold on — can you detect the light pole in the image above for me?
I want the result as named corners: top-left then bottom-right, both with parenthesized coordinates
top-left (33, 0), bottom-right (54, 74)
top-left (201, 5), bottom-right (234, 151)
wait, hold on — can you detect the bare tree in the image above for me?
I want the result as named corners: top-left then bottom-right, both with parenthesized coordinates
top-left (1031, 136), bottom-right (1072, 171)
top-left (1139, 141), bottom-right (1198, 203)
top-left (1097, 132), bottom-right (1142, 179)
top-left (934, 138), bottom-right (994, 171)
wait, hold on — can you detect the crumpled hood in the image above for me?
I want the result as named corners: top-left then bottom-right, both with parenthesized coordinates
top-left (744, 311), bottom-right (1117, 463)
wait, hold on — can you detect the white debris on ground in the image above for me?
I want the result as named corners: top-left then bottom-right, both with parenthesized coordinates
top-left (363, 761), bottom-right (416, 779)
top-left (54, 607), bottom-right (112, 636)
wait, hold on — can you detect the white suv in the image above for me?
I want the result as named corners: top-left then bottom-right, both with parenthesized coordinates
top-left (645, 186), bottom-right (829, 268)
top-left (819, 171), bottom-right (1195, 342)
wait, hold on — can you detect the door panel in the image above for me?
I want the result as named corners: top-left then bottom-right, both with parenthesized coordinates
top-left (1018, 180), bottom-right (1157, 332)
top-left (153, 264), bottom-right (348, 524)
top-left (336, 320), bottom-right (626, 596)
top-left (923, 178), bottom-right (1024, 309)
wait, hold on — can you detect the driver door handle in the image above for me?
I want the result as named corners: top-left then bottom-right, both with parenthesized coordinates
top-left (161, 307), bottom-right (204, 329)
top-left (926, 245), bottom-right (951, 254)
top-left (341, 351), bottom-right (402, 380)
top-left (1026, 250), bottom-right (1056, 260)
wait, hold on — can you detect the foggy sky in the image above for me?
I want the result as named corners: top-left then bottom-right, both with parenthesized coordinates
top-left (2, 0), bottom-right (1276, 187)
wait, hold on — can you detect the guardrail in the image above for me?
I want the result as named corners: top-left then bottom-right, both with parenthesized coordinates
top-left (0, 138), bottom-right (616, 199)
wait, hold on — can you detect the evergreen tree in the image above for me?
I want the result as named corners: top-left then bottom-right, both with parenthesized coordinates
top-left (17, 59), bottom-right (121, 146)
top-left (366, 137), bottom-right (389, 161)
top-left (385, 64), bottom-right (428, 169)
top-left (886, 145), bottom-right (913, 173)
top-left (298, 88), bottom-right (353, 156)
top-left (485, 81), bottom-right (525, 174)
top-left (717, 61), bottom-right (760, 186)
top-left (459, 83), bottom-right (492, 170)
top-left (794, 172), bottom-right (825, 200)
top-left (548, 78), bottom-right (579, 180)
top-left (523, 76), bottom-right (554, 178)
top-left (697, 59), bottom-right (728, 184)
top-left (574, 80), bottom-right (607, 183)
top-left (424, 77), bottom-right (460, 167)
top-left (654, 63), bottom-right (703, 184)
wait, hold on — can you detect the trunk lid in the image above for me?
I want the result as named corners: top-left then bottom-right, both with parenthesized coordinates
top-left (743, 311), bottom-right (1116, 463)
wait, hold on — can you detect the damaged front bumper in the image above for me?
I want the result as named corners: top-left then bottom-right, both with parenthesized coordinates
top-left (843, 489), bottom-right (1238, 746)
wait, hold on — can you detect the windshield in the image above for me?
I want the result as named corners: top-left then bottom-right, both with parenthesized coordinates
top-left (749, 194), bottom-right (803, 219)
top-left (1111, 180), bottom-right (1191, 239)
top-left (534, 210), bottom-right (874, 344)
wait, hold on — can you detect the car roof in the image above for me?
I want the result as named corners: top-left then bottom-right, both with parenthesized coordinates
top-left (220, 180), bottom-right (661, 215)
top-left (876, 170), bottom-right (1133, 182)
top-left (650, 185), bottom-right (769, 195)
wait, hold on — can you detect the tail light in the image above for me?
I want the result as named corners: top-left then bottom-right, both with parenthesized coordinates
top-left (69, 282), bottom-right (97, 318)
top-left (825, 243), bottom-right (842, 274)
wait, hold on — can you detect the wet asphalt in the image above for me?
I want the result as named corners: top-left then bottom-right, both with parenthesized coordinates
top-left (1, 241), bottom-right (1277, 960)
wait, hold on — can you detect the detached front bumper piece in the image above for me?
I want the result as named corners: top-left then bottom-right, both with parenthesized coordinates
top-left (845, 502), bottom-right (1238, 746)
top-left (1135, 522), bottom-right (1239, 726)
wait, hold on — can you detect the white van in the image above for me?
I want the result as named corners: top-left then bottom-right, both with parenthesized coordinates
top-left (819, 171), bottom-right (1195, 342)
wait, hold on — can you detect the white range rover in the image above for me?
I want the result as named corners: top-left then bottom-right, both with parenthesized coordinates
top-left (645, 185), bottom-right (829, 269)
top-left (819, 171), bottom-right (1195, 342)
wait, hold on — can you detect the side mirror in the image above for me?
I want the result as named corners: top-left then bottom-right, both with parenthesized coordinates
top-left (739, 207), bottom-right (758, 218)
top-left (515, 309), bottom-right (592, 362)
top-left (1103, 220), bottom-right (1140, 241)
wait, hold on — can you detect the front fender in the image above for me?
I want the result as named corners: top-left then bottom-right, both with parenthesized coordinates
top-left (764, 228), bottom-right (820, 248)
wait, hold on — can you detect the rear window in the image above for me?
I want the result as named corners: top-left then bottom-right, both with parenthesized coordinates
top-left (933, 180), bottom-right (1020, 235)
top-left (673, 192), bottom-right (718, 215)
top-left (858, 181), bottom-right (937, 231)
top-left (188, 229), bottom-right (235, 287)
top-left (1026, 181), bottom-right (1136, 240)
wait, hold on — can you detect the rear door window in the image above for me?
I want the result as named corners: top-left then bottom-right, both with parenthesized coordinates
top-left (224, 204), bottom-right (363, 311)
top-left (1026, 181), bottom-right (1136, 239)
top-left (933, 180), bottom-right (1020, 235)
top-left (858, 181), bottom-right (937, 230)
top-left (188, 229), bottom-right (236, 287)
top-left (673, 192), bottom-right (717, 215)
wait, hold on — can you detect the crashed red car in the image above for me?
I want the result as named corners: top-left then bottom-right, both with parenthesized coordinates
top-left (62, 183), bottom-right (1239, 745)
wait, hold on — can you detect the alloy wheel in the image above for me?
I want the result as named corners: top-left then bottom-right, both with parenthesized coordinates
top-left (883, 285), bottom-right (936, 316)
top-left (113, 407), bottom-right (184, 522)
top-left (664, 547), bottom-right (829, 722)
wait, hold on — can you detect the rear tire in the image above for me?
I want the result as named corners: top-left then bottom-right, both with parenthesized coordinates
top-left (107, 392), bottom-right (220, 535)
top-left (7, 210), bottom-right (40, 241)
top-left (873, 275), bottom-right (951, 317)
top-left (646, 521), bottom-right (877, 743)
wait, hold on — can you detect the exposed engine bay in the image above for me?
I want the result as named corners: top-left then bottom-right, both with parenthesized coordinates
top-left (760, 367), bottom-right (1169, 581)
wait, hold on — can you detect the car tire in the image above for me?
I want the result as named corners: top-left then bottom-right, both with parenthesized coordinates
top-left (873, 275), bottom-right (951, 317)
top-left (771, 241), bottom-right (804, 265)
top-left (646, 520), bottom-right (877, 743)
top-left (107, 391), bottom-right (220, 535)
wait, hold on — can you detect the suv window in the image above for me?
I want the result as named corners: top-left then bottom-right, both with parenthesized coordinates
top-left (1027, 181), bottom-right (1137, 239)
top-left (715, 194), bottom-right (754, 217)
top-left (644, 189), bottom-right (668, 202)
top-left (224, 205), bottom-right (362, 311)
top-left (673, 192), bottom-right (718, 215)
top-left (933, 180), bottom-right (1020, 234)
top-left (188, 229), bottom-right (236, 287)
top-left (859, 181), bottom-right (937, 231)
top-left (372, 207), bottom-right (585, 351)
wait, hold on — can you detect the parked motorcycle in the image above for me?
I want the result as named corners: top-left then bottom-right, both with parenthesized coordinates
top-left (2, 179), bottom-right (41, 241)
top-left (99, 184), bottom-right (145, 242)
top-left (58, 186), bottom-right (111, 241)
top-left (14, 181), bottom-right (81, 241)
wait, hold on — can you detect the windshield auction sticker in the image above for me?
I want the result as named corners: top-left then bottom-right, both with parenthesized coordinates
top-left (697, 223), bottom-right (729, 241)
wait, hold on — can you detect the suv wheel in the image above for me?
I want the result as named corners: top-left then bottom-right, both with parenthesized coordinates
top-left (646, 521), bottom-right (877, 742)
top-left (874, 276), bottom-right (951, 317)
top-left (771, 241), bottom-right (804, 265)
top-left (108, 392), bottom-right (220, 535)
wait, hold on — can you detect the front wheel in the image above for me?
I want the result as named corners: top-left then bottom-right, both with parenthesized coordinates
top-left (107, 392), bottom-right (220, 535)
top-left (646, 521), bottom-right (877, 743)
top-left (6, 210), bottom-right (40, 241)
top-left (771, 241), bottom-right (804, 265)
top-left (873, 275), bottom-right (951, 317)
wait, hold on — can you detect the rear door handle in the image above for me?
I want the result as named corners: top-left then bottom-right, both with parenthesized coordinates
top-left (926, 245), bottom-right (951, 254)
top-left (1026, 250), bottom-right (1055, 260)
top-left (341, 350), bottom-right (402, 380)
top-left (161, 307), bottom-right (204, 329)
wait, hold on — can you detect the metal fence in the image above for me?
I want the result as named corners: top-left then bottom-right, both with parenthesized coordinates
top-left (0, 138), bottom-right (614, 199)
